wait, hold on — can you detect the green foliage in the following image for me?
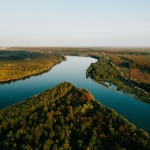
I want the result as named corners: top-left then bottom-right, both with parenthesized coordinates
top-left (86, 57), bottom-right (121, 80)
top-left (0, 82), bottom-right (149, 149)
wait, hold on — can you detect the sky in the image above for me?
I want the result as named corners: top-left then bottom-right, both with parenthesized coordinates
top-left (0, 0), bottom-right (150, 47)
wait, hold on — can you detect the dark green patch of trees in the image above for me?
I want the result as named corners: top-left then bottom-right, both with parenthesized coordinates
top-left (86, 56), bottom-right (122, 80)
top-left (0, 82), bottom-right (149, 150)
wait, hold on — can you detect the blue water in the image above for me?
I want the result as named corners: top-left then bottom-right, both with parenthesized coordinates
top-left (0, 56), bottom-right (150, 134)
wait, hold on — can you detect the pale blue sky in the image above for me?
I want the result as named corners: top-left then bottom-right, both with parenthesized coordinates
top-left (0, 0), bottom-right (150, 47)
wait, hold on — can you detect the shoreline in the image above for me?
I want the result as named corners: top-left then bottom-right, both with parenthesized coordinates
top-left (0, 59), bottom-right (64, 83)
top-left (89, 77), bottom-right (150, 105)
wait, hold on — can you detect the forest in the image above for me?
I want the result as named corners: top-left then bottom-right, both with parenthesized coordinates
top-left (86, 56), bottom-right (122, 80)
top-left (0, 82), bottom-right (149, 150)
top-left (0, 51), bottom-right (64, 82)
top-left (86, 53), bottom-right (150, 103)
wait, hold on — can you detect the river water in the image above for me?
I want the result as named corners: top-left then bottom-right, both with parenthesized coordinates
top-left (0, 56), bottom-right (150, 134)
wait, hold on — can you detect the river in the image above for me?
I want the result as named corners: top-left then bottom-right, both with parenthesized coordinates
top-left (0, 56), bottom-right (150, 134)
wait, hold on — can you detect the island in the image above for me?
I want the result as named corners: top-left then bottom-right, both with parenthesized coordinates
top-left (0, 82), bottom-right (149, 149)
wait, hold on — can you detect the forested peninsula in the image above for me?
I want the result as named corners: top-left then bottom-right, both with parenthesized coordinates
top-left (0, 82), bottom-right (149, 150)
top-left (0, 51), bottom-right (65, 82)
top-left (86, 55), bottom-right (150, 104)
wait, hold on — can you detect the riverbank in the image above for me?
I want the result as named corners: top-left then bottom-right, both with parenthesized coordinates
top-left (105, 78), bottom-right (150, 104)
top-left (91, 77), bottom-right (150, 104)
top-left (0, 52), bottom-right (65, 83)
top-left (86, 55), bottom-right (150, 104)
top-left (0, 60), bottom-right (64, 83)
top-left (1, 56), bottom-right (150, 135)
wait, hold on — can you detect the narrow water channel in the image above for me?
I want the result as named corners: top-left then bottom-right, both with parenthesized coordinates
top-left (0, 56), bottom-right (150, 134)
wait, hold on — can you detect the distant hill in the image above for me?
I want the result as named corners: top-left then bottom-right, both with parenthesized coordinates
top-left (0, 82), bottom-right (149, 150)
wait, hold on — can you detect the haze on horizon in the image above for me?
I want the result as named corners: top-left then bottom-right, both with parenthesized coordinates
top-left (0, 0), bottom-right (150, 47)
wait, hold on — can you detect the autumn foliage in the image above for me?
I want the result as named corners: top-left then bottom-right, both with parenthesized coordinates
top-left (0, 82), bottom-right (149, 149)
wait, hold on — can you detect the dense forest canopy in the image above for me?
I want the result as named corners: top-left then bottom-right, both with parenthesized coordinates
top-left (0, 82), bottom-right (149, 150)
top-left (86, 56), bottom-right (122, 80)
